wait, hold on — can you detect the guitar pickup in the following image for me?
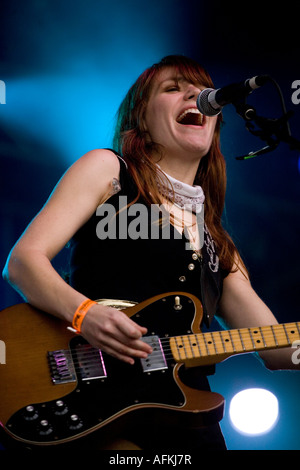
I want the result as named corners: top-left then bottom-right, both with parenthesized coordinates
top-left (140, 336), bottom-right (168, 372)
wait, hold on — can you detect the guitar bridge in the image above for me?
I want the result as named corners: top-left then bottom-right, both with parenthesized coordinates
top-left (48, 350), bottom-right (76, 385)
top-left (73, 343), bottom-right (107, 381)
top-left (140, 336), bottom-right (168, 372)
top-left (48, 343), bottom-right (108, 384)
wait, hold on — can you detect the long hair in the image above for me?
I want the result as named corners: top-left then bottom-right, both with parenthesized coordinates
top-left (112, 55), bottom-right (243, 274)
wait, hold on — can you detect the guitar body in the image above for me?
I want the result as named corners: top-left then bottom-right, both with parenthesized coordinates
top-left (0, 292), bottom-right (224, 448)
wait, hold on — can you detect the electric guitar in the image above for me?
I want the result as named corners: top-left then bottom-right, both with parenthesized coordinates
top-left (0, 291), bottom-right (299, 448)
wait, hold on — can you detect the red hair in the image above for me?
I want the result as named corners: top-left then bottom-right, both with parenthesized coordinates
top-left (113, 55), bottom-right (244, 273)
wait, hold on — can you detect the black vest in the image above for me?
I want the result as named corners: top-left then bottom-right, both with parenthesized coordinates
top-left (69, 155), bottom-right (228, 328)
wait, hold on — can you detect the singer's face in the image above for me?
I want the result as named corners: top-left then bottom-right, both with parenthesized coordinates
top-left (144, 67), bottom-right (218, 160)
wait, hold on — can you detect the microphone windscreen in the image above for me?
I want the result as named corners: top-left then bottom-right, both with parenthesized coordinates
top-left (197, 88), bottom-right (221, 116)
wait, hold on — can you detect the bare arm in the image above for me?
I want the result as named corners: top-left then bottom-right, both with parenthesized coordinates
top-left (2, 149), bottom-right (152, 364)
top-left (218, 260), bottom-right (299, 371)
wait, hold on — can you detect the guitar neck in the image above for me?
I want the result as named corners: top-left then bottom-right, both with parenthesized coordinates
top-left (170, 322), bottom-right (300, 367)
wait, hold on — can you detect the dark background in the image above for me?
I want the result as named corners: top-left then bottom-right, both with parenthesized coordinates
top-left (1, 0), bottom-right (299, 450)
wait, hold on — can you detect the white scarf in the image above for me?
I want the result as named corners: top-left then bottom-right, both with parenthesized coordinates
top-left (156, 167), bottom-right (205, 214)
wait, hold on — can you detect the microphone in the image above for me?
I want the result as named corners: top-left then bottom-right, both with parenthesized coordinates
top-left (197, 75), bottom-right (270, 116)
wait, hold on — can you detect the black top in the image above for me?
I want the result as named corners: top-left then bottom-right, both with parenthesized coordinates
top-left (67, 153), bottom-right (228, 449)
top-left (69, 154), bottom-right (228, 328)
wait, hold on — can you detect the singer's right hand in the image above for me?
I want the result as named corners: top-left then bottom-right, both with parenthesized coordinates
top-left (80, 303), bottom-right (153, 364)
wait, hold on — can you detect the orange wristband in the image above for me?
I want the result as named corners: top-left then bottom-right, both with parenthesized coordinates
top-left (72, 299), bottom-right (97, 333)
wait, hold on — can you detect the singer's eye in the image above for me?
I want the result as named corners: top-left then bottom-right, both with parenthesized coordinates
top-left (165, 86), bottom-right (179, 92)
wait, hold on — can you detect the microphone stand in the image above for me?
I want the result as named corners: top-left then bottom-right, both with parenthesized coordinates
top-left (232, 93), bottom-right (300, 161)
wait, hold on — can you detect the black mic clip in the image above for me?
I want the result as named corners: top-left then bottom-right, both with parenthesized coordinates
top-left (234, 79), bottom-right (300, 160)
top-left (231, 96), bottom-right (257, 122)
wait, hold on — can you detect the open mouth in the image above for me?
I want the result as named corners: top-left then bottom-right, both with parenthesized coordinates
top-left (176, 108), bottom-right (204, 126)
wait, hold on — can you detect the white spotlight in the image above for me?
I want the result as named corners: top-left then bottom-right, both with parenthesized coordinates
top-left (229, 388), bottom-right (279, 435)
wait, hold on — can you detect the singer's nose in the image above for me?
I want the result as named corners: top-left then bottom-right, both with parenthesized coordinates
top-left (184, 83), bottom-right (201, 101)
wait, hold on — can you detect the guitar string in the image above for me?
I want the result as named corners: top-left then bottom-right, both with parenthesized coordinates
top-left (52, 325), bottom-right (300, 363)
top-left (50, 326), bottom-right (300, 363)
top-left (49, 326), bottom-right (300, 370)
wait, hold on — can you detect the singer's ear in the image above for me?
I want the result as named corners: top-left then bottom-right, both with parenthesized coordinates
top-left (139, 104), bottom-right (155, 144)
top-left (140, 106), bottom-right (149, 130)
top-left (140, 114), bottom-right (151, 140)
top-left (141, 117), bottom-right (147, 132)
top-left (143, 127), bottom-right (152, 144)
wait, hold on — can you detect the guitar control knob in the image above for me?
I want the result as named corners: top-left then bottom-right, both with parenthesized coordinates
top-left (24, 405), bottom-right (38, 421)
top-left (54, 400), bottom-right (68, 415)
top-left (68, 414), bottom-right (83, 430)
top-left (38, 419), bottom-right (53, 436)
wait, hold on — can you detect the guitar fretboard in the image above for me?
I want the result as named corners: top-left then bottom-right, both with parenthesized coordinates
top-left (170, 322), bottom-right (300, 367)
